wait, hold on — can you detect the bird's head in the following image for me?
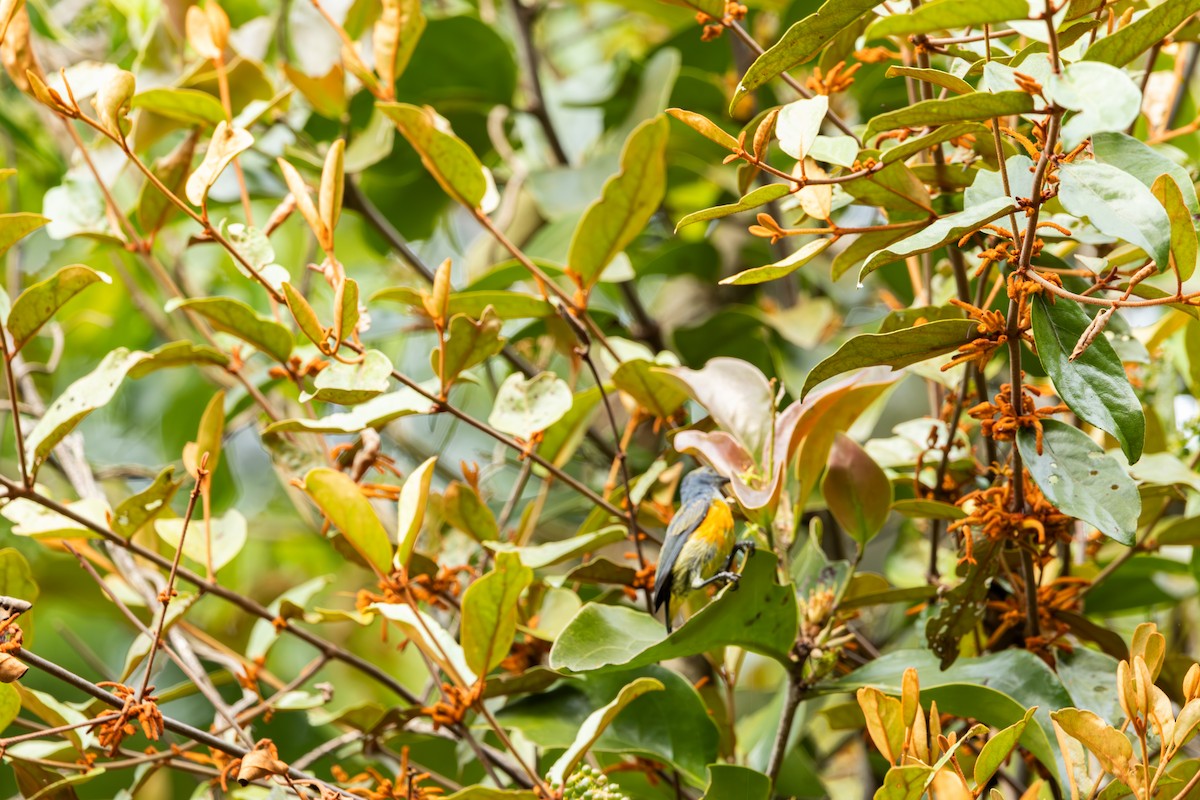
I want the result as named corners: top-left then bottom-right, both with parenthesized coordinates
top-left (680, 466), bottom-right (731, 501)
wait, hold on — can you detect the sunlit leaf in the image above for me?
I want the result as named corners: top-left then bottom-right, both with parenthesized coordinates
top-left (24, 348), bottom-right (148, 472)
top-left (719, 238), bottom-right (831, 285)
top-left (155, 510), bottom-right (246, 573)
top-left (7, 265), bottom-right (111, 354)
top-left (379, 102), bottom-right (488, 208)
top-left (733, 0), bottom-right (881, 105)
top-left (112, 467), bottom-right (182, 537)
top-left (859, 197), bottom-right (1015, 279)
top-left (302, 349), bottom-right (392, 405)
top-left (1084, 0), bottom-right (1200, 66)
top-left (130, 88), bottom-right (224, 126)
top-left (867, 0), bottom-right (1029, 37)
top-left (550, 552), bottom-right (798, 670)
top-left (568, 115), bottom-right (669, 289)
top-left (302, 468), bottom-right (393, 575)
top-left (1057, 160), bottom-right (1171, 270)
top-left (184, 121), bottom-right (253, 207)
top-left (546, 677), bottom-right (665, 784)
top-left (395, 455), bottom-right (437, 568)
top-left (674, 184), bottom-right (790, 231)
top-left (864, 93), bottom-right (1035, 142)
top-left (1047, 62), bottom-right (1141, 147)
top-left (438, 308), bottom-right (505, 385)
top-left (488, 372), bottom-right (573, 439)
top-left (165, 296), bottom-right (293, 364)
top-left (462, 551), bottom-right (533, 675)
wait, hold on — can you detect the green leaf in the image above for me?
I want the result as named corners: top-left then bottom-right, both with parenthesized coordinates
top-left (192, 389), bottom-right (225, 477)
top-left (890, 498), bottom-right (965, 520)
top-left (1031, 294), bottom-right (1144, 461)
top-left (702, 765), bottom-right (770, 800)
top-left (263, 387), bottom-right (432, 435)
top-left (864, 92), bottom-right (1035, 142)
top-left (1093, 132), bottom-right (1199, 214)
top-left (823, 433), bottom-right (892, 546)
top-left (1083, 0), bottom-right (1200, 66)
top-left (1017, 419), bottom-right (1140, 545)
top-left (24, 348), bottom-right (148, 472)
top-left (302, 349), bottom-right (393, 405)
top-left (375, 0), bottom-right (426, 87)
top-left (880, 122), bottom-right (991, 164)
top-left (867, 0), bottom-right (1030, 37)
top-left (801, 319), bottom-right (977, 398)
top-left (390, 288), bottom-right (551, 320)
top-left (442, 481), bottom-right (499, 542)
top-left (874, 765), bottom-right (934, 800)
top-left (1050, 708), bottom-right (1136, 782)
top-left (379, 102), bottom-right (488, 208)
top-left (975, 707), bottom-right (1038, 788)
top-left (550, 551), bottom-right (798, 670)
top-left (302, 468), bottom-right (393, 575)
top-left (112, 467), bottom-right (182, 537)
top-left (1, 497), bottom-right (107, 541)
top-left (246, 577), bottom-right (331, 660)
top-left (372, 602), bottom-right (476, 685)
top-left (674, 184), bottom-right (791, 231)
top-left (831, 226), bottom-right (917, 280)
top-left (488, 372), bottom-right (574, 439)
top-left (395, 455), bottom-right (437, 568)
top-left (6, 265), bottom-right (111, 354)
top-left (0, 549), bottom-right (35, 647)
top-left (443, 790), bottom-right (538, 800)
top-left (1047, 62), bottom-right (1142, 147)
top-left (130, 88), bottom-right (225, 125)
top-left (135, 133), bottom-right (196, 236)
top-left (859, 197), bottom-right (1016, 279)
top-left (568, 115), bottom-right (669, 289)
top-left (185, 122), bottom-right (253, 207)
top-left (546, 677), bottom-right (665, 784)
top-left (884, 66), bottom-right (973, 95)
top-left (613, 358), bottom-right (689, 418)
top-left (462, 551), bottom-right (533, 676)
top-left (719, 238), bottom-right (831, 285)
top-left (1057, 160), bottom-right (1171, 270)
top-left (733, 0), bottom-right (881, 105)
top-left (165, 297), bottom-right (293, 364)
top-left (500, 666), bottom-right (718, 785)
top-left (1152, 173), bottom-right (1199, 281)
top-left (127, 341), bottom-right (230, 378)
top-left (666, 107), bottom-right (738, 151)
top-left (0, 213), bottom-right (48, 259)
top-left (155, 510), bottom-right (246, 573)
top-left (282, 282), bottom-right (327, 350)
top-left (485, 526), bottom-right (626, 568)
top-left (438, 308), bottom-right (505, 385)
top-left (829, 649), bottom-right (1071, 782)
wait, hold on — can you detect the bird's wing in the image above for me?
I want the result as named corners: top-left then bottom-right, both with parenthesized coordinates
top-left (653, 495), bottom-right (710, 611)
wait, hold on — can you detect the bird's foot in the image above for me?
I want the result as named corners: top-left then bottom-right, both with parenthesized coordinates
top-left (723, 539), bottom-right (757, 573)
top-left (695, 570), bottom-right (741, 592)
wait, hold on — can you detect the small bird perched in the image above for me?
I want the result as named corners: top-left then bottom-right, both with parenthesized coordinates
top-left (653, 467), bottom-right (755, 633)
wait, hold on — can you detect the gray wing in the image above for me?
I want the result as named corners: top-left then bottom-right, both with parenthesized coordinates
top-left (653, 495), bottom-right (710, 612)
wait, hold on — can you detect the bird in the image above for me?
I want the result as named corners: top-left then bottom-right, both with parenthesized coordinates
top-left (652, 466), bottom-right (755, 633)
